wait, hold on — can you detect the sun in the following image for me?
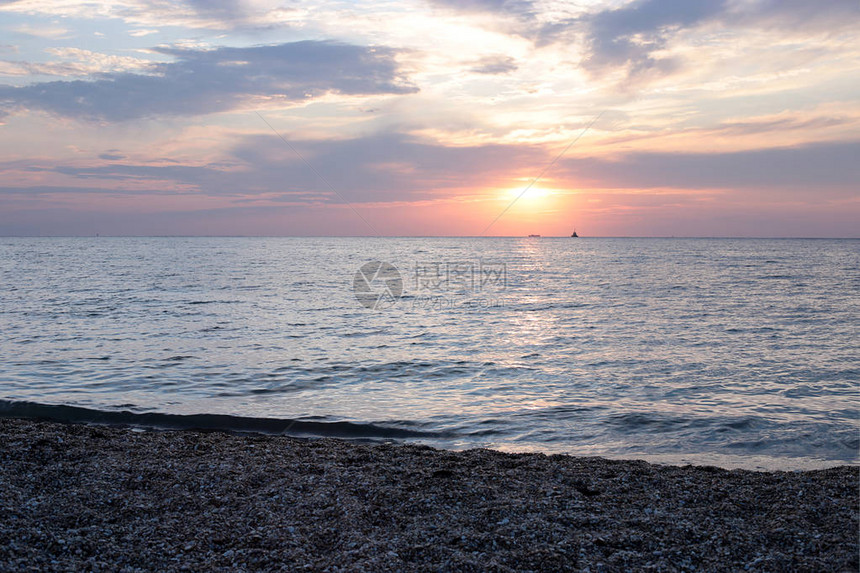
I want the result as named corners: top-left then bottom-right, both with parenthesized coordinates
top-left (502, 186), bottom-right (554, 204)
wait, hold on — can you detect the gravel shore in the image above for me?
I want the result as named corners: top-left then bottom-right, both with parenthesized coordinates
top-left (0, 418), bottom-right (857, 572)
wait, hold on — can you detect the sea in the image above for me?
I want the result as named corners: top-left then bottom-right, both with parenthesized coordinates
top-left (1, 237), bottom-right (857, 470)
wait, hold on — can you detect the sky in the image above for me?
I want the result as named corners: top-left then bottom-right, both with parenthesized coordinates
top-left (0, 0), bottom-right (858, 237)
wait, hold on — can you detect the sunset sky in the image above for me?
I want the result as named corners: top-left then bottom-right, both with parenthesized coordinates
top-left (1, 0), bottom-right (858, 237)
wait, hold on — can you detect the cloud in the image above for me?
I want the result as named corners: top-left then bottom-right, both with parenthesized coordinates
top-left (98, 152), bottom-right (127, 161)
top-left (0, 41), bottom-right (418, 121)
top-left (185, 0), bottom-right (244, 19)
top-left (0, 48), bottom-right (156, 78)
top-left (9, 135), bottom-right (858, 207)
top-left (11, 131), bottom-right (542, 203)
top-left (469, 55), bottom-right (518, 75)
top-left (581, 0), bottom-right (726, 75)
top-left (128, 29), bottom-right (159, 37)
top-left (710, 116), bottom-right (852, 137)
top-left (534, 0), bottom-right (860, 82)
top-left (428, 0), bottom-right (535, 17)
top-left (12, 23), bottom-right (69, 38)
top-left (0, 0), bottom-right (264, 32)
top-left (0, 184), bottom-right (176, 196)
top-left (561, 140), bottom-right (860, 192)
top-left (228, 132), bottom-right (541, 201)
top-left (418, 0), bottom-right (858, 88)
top-left (732, 0), bottom-right (860, 30)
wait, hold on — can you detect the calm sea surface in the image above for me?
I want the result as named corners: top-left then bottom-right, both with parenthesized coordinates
top-left (1, 237), bottom-right (857, 469)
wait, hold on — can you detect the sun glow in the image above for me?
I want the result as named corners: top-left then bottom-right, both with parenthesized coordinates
top-left (503, 186), bottom-right (553, 202)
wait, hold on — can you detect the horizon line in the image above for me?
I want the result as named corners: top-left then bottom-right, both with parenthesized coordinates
top-left (1, 235), bottom-right (857, 240)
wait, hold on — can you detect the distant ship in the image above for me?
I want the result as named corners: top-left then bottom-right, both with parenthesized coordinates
top-left (571, 229), bottom-right (579, 238)
top-left (527, 234), bottom-right (541, 238)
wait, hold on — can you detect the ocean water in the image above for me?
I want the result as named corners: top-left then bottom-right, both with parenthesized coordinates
top-left (0, 237), bottom-right (857, 470)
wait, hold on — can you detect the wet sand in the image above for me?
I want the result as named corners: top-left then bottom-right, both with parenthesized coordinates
top-left (1, 418), bottom-right (857, 572)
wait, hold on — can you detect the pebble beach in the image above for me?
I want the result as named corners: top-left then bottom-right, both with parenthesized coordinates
top-left (0, 418), bottom-right (857, 572)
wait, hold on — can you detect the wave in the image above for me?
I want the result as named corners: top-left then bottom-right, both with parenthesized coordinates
top-left (0, 399), bottom-right (447, 440)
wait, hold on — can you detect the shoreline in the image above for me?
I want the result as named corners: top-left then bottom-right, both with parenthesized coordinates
top-left (1, 418), bottom-right (857, 571)
top-left (2, 399), bottom-right (853, 472)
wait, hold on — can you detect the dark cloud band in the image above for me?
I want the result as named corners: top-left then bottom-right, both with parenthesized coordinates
top-left (0, 40), bottom-right (418, 121)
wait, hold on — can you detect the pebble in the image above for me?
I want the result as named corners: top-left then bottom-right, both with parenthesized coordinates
top-left (0, 418), bottom-right (857, 572)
